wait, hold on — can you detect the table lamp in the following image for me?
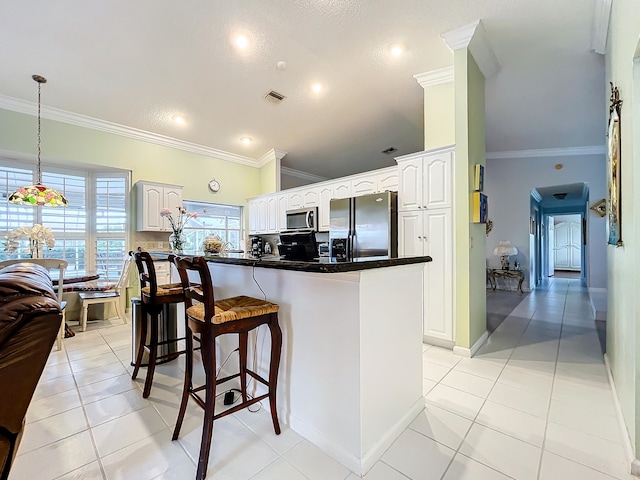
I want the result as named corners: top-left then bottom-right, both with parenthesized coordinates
top-left (494, 241), bottom-right (518, 270)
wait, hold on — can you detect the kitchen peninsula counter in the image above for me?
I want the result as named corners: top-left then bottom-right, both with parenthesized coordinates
top-left (151, 252), bottom-right (431, 273)
top-left (156, 251), bottom-right (429, 476)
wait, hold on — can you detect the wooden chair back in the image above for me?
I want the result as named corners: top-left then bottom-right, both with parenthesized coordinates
top-left (129, 250), bottom-right (159, 298)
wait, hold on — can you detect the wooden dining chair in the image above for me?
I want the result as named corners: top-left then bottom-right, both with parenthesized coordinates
top-left (0, 258), bottom-right (68, 351)
top-left (78, 256), bottom-right (132, 331)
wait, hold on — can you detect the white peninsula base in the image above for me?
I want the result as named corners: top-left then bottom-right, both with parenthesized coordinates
top-left (205, 260), bottom-right (425, 476)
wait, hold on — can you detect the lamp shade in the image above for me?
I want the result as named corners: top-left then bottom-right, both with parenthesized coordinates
top-left (493, 241), bottom-right (517, 257)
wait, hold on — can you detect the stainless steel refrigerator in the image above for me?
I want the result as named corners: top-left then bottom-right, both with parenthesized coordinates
top-left (329, 191), bottom-right (397, 260)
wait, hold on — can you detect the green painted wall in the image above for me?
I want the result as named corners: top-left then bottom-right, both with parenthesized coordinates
top-left (0, 107), bottom-right (263, 236)
top-left (259, 158), bottom-right (278, 194)
top-left (605, 0), bottom-right (640, 456)
top-left (424, 82), bottom-right (455, 150)
top-left (453, 50), bottom-right (487, 350)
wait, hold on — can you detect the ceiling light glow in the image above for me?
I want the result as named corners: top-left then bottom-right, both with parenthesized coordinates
top-left (235, 35), bottom-right (249, 49)
top-left (312, 83), bottom-right (323, 93)
top-left (240, 136), bottom-right (253, 145)
top-left (390, 44), bottom-right (405, 56)
top-left (172, 115), bottom-right (185, 125)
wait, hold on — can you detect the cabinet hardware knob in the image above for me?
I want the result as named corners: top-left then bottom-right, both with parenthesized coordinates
top-left (418, 236), bottom-right (422, 239)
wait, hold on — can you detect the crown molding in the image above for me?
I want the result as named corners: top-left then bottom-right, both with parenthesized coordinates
top-left (257, 148), bottom-right (288, 168)
top-left (530, 189), bottom-right (543, 203)
top-left (414, 66), bottom-right (454, 88)
top-left (280, 166), bottom-right (328, 182)
top-left (440, 19), bottom-right (500, 78)
top-left (591, 0), bottom-right (612, 54)
top-left (0, 94), bottom-right (263, 168)
top-left (486, 145), bottom-right (606, 160)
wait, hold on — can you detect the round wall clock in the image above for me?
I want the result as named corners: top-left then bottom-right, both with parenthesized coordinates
top-left (208, 179), bottom-right (220, 193)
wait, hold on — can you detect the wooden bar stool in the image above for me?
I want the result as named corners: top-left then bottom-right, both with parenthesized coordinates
top-left (130, 251), bottom-right (187, 398)
top-left (171, 255), bottom-right (282, 480)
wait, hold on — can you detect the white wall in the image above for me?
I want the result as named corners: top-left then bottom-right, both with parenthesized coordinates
top-left (485, 154), bottom-right (607, 289)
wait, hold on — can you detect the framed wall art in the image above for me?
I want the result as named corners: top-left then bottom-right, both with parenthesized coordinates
top-left (606, 82), bottom-right (623, 246)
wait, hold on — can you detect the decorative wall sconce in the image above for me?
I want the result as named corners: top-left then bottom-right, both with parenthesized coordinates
top-left (590, 198), bottom-right (607, 217)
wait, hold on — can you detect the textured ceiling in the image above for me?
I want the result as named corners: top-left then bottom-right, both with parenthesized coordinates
top-left (0, 0), bottom-right (605, 179)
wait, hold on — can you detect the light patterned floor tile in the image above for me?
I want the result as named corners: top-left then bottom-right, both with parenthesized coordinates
top-left (476, 400), bottom-right (546, 447)
top-left (283, 440), bottom-right (352, 480)
top-left (539, 451), bottom-right (622, 480)
top-left (425, 384), bottom-right (485, 420)
top-left (18, 406), bottom-right (88, 454)
top-left (409, 404), bottom-right (472, 450)
top-left (250, 458), bottom-right (308, 480)
top-left (459, 423), bottom-right (541, 480)
top-left (442, 453), bottom-right (512, 480)
top-left (441, 369), bottom-right (495, 398)
top-left (382, 428), bottom-right (454, 480)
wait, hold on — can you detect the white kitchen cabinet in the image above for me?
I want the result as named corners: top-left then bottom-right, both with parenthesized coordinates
top-left (397, 146), bottom-right (455, 345)
top-left (318, 185), bottom-right (333, 231)
top-left (154, 260), bottom-right (172, 285)
top-left (267, 195), bottom-right (279, 233)
top-left (257, 197), bottom-right (268, 233)
top-left (333, 180), bottom-right (352, 199)
top-left (248, 199), bottom-right (259, 234)
top-left (377, 167), bottom-right (399, 192)
top-left (136, 181), bottom-right (183, 232)
top-left (288, 191), bottom-right (303, 210)
top-left (277, 194), bottom-right (288, 231)
top-left (351, 174), bottom-right (378, 196)
top-left (397, 148), bottom-right (452, 211)
top-left (302, 187), bottom-right (319, 207)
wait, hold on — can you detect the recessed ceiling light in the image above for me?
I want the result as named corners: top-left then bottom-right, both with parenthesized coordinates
top-left (390, 44), bottom-right (405, 56)
top-left (235, 35), bottom-right (249, 49)
top-left (240, 136), bottom-right (253, 145)
top-left (312, 83), bottom-right (323, 93)
top-left (172, 115), bottom-right (185, 125)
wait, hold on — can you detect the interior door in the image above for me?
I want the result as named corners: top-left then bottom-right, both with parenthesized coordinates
top-left (554, 221), bottom-right (582, 271)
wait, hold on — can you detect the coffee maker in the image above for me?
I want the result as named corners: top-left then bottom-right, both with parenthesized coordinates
top-left (250, 236), bottom-right (263, 258)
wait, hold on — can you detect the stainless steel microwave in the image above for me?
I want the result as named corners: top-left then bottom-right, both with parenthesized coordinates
top-left (285, 207), bottom-right (318, 232)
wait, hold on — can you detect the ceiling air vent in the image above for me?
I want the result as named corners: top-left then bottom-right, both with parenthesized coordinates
top-left (265, 90), bottom-right (286, 104)
top-left (381, 147), bottom-right (398, 155)
top-left (553, 193), bottom-right (568, 200)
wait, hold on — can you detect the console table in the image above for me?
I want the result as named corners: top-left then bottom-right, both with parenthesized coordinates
top-left (488, 269), bottom-right (524, 294)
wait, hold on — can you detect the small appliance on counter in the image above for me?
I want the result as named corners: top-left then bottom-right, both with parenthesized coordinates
top-left (249, 235), bottom-right (263, 258)
top-left (279, 231), bottom-right (318, 261)
top-left (317, 242), bottom-right (330, 258)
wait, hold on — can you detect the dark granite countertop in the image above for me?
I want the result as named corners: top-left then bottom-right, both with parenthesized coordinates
top-left (149, 252), bottom-right (431, 273)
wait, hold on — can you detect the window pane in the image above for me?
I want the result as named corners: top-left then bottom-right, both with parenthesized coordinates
top-left (183, 201), bottom-right (243, 250)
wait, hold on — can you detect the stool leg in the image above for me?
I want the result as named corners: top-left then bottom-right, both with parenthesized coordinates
top-left (143, 308), bottom-right (160, 398)
top-left (267, 314), bottom-right (282, 435)
top-left (239, 331), bottom-right (248, 403)
top-left (197, 335), bottom-right (217, 480)
top-left (173, 326), bottom-right (193, 441)
top-left (131, 303), bottom-right (149, 381)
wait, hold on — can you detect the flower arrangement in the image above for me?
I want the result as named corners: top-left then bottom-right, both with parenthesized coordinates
top-left (160, 206), bottom-right (198, 253)
top-left (202, 234), bottom-right (230, 255)
top-left (3, 224), bottom-right (56, 258)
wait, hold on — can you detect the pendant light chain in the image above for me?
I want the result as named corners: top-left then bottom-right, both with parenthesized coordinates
top-left (36, 77), bottom-right (42, 184)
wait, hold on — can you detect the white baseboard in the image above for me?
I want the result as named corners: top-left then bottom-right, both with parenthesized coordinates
top-left (289, 397), bottom-right (425, 476)
top-left (453, 330), bottom-right (489, 358)
top-left (423, 336), bottom-right (455, 349)
top-left (604, 354), bottom-right (638, 477)
top-left (589, 287), bottom-right (608, 321)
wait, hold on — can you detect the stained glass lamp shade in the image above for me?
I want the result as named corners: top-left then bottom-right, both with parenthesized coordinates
top-left (8, 75), bottom-right (69, 207)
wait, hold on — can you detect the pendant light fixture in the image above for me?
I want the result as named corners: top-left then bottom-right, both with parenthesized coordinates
top-left (8, 75), bottom-right (69, 207)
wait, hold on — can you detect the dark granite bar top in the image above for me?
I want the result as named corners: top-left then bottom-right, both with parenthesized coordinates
top-left (150, 252), bottom-right (431, 273)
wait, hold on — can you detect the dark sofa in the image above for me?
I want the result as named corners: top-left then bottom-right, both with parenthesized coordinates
top-left (0, 263), bottom-right (63, 480)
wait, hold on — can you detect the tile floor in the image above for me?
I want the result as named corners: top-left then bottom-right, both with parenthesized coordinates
top-left (9, 277), bottom-right (633, 479)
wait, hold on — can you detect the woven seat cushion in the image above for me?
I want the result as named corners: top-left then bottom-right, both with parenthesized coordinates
top-left (141, 282), bottom-right (184, 297)
top-left (186, 295), bottom-right (279, 324)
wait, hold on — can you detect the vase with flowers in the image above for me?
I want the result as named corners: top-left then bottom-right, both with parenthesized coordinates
top-left (161, 206), bottom-right (198, 254)
top-left (3, 224), bottom-right (56, 258)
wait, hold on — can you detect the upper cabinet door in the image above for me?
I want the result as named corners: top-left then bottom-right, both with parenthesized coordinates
top-left (137, 181), bottom-right (183, 231)
top-left (318, 185), bottom-right (333, 232)
top-left (302, 187), bottom-right (319, 207)
top-left (333, 181), bottom-right (352, 199)
top-left (351, 174), bottom-right (377, 197)
top-left (266, 195), bottom-right (279, 233)
top-left (277, 194), bottom-right (289, 232)
top-left (163, 187), bottom-right (183, 230)
top-left (288, 191), bottom-right (303, 210)
top-left (397, 157), bottom-right (422, 211)
top-left (423, 152), bottom-right (452, 209)
top-left (377, 168), bottom-right (399, 192)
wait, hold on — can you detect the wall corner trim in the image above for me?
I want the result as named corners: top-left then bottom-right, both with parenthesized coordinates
top-left (452, 330), bottom-right (489, 358)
